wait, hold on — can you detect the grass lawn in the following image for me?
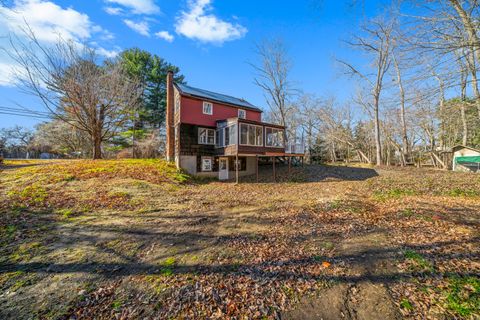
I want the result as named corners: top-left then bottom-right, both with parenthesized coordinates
top-left (0, 159), bottom-right (479, 319)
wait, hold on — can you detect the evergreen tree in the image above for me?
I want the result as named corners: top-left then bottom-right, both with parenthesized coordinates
top-left (119, 48), bottom-right (185, 128)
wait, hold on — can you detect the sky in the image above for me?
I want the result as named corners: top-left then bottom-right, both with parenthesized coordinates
top-left (0, 0), bottom-right (387, 129)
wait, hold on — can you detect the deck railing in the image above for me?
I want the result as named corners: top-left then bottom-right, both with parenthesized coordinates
top-left (285, 142), bottom-right (305, 154)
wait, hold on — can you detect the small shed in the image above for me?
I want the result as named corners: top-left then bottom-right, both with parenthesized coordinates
top-left (452, 145), bottom-right (480, 172)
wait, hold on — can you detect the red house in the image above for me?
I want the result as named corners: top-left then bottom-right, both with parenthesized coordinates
top-left (165, 71), bottom-right (304, 181)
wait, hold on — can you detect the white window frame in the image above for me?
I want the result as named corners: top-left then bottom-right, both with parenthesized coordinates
top-left (265, 127), bottom-right (285, 148)
top-left (238, 109), bottom-right (246, 119)
top-left (198, 127), bottom-right (216, 145)
top-left (216, 127), bottom-right (225, 148)
top-left (201, 157), bottom-right (213, 172)
top-left (239, 123), bottom-right (263, 147)
top-left (202, 101), bottom-right (213, 115)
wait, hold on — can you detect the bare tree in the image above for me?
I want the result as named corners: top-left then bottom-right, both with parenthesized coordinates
top-left (294, 94), bottom-right (322, 163)
top-left (7, 29), bottom-right (141, 159)
top-left (391, 47), bottom-right (410, 164)
top-left (315, 99), bottom-right (372, 163)
top-left (0, 125), bottom-right (34, 158)
top-left (251, 39), bottom-right (296, 143)
top-left (338, 18), bottom-right (393, 165)
top-left (448, 0), bottom-right (480, 119)
top-left (455, 48), bottom-right (469, 145)
top-left (32, 120), bottom-right (91, 157)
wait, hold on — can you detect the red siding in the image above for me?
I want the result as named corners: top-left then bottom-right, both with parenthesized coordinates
top-left (180, 96), bottom-right (262, 127)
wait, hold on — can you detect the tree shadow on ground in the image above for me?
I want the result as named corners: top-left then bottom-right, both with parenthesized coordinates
top-left (1, 205), bottom-right (477, 283)
top-left (0, 202), bottom-right (478, 319)
top-left (240, 164), bottom-right (379, 183)
top-left (0, 163), bottom-right (44, 171)
top-left (1, 236), bottom-right (478, 282)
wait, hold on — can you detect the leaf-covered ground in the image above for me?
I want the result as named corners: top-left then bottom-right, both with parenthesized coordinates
top-left (0, 160), bottom-right (479, 319)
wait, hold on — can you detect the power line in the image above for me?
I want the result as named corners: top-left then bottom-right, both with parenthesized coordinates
top-left (0, 105), bottom-right (53, 121)
top-left (0, 105), bottom-right (51, 117)
top-left (0, 111), bottom-right (51, 119)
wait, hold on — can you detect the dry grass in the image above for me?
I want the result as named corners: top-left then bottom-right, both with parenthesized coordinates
top-left (0, 160), bottom-right (479, 319)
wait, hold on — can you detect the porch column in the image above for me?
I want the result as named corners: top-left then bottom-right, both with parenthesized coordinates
top-left (256, 155), bottom-right (259, 183)
top-left (272, 156), bottom-right (276, 182)
top-left (235, 154), bottom-right (239, 184)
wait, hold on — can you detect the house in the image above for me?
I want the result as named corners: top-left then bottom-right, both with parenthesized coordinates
top-left (165, 71), bottom-right (304, 181)
top-left (452, 145), bottom-right (480, 172)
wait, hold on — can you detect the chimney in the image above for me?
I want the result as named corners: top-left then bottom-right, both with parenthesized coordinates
top-left (166, 70), bottom-right (175, 162)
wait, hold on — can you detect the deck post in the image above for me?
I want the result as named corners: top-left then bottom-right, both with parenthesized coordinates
top-left (288, 156), bottom-right (291, 175)
top-left (301, 156), bottom-right (304, 167)
top-left (256, 155), bottom-right (259, 183)
top-left (272, 156), bottom-right (276, 182)
top-left (235, 154), bottom-right (239, 184)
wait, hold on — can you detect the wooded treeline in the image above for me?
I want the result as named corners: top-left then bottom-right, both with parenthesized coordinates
top-left (3, 0), bottom-right (480, 164)
top-left (253, 0), bottom-right (480, 167)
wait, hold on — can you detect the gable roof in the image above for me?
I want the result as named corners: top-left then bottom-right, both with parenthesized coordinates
top-left (452, 145), bottom-right (480, 153)
top-left (175, 83), bottom-right (263, 112)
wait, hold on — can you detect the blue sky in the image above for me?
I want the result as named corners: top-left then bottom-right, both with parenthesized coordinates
top-left (0, 0), bottom-right (386, 129)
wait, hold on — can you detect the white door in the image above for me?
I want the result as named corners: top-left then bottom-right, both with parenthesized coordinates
top-left (219, 157), bottom-right (229, 180)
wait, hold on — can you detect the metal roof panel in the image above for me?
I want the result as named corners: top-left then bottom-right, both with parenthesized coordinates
top-left (176, 83), bottom-right (262, 112)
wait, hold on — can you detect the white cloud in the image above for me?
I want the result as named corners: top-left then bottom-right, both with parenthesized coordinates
top-left (155, 30), bottom-right (174, 42)
top-left (105, 0), bottom-right (159, 15)
top-left (175, 0), bottom-right (247, 44)
top-left (96, 47), bottom-right (121, 58)
top-left (0, 0), bottom-right (93, 43)
top-left (123, 19), bottom-right (150, 36)
top-left (0, 1), bottom-right (119, 86)
top-left (104, 6), bottom-right (123, 15)
top-left (0, 62), bottom-right (17, 87)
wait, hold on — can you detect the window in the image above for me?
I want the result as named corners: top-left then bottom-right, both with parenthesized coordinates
top-left (239, 123), bottom-right (263, 146)
top-left (216, 124), bottom-right (237, 147)
top-left (224, 127), bottom-right (230, 145)
top-left (226, 125), bottom-right (236, 145)
top-left (216, 128), bottom-right (224, 147)
top-left (255, 126), bottom-right (263, 145)
top-left (198, 128), bottom-right (215, 145)
top-left (219, 159), bottom-right (227, 171)
top-left (265, 127), bottom-right (284, 147)
top-left (203, 101), bottom-right (213, 115)
top-left (201, 157), bottom-right (212, 172)
top-left (238, 109), bottom-right (246, 119)
top-left (240, 123), bottom-right (248, 145)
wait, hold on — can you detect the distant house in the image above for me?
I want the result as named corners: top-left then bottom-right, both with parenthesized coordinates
top-left (165, 71), bottom-right (304, 181)
top-left (452, 145), bottom-right (480, 172)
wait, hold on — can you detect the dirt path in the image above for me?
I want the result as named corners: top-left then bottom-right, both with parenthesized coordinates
top-left (282, 231), bottom-right (401, 320)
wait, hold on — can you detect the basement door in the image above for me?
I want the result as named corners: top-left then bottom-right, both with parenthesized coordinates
top-left (219, 157), bottom-right (229, 180)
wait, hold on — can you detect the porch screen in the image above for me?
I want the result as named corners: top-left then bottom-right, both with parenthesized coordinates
top-left (265, 128), bottom-right (284, 147)
top-left (239, 123), bottom-right (263, 146)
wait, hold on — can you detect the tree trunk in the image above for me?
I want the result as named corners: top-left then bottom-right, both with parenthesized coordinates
top-left (460, 104), bottom-right (468, 146)
top-left (466, 52), bottom-right (480, 120)
top-left (460, 72), bottom-right (468, 146)
top-left (358, 149), bottom-right (371, 164)
top-left (450, 0), bottom-right (480, 120)
top-left (331, 142), bottom-right (337, 162)
top-left (460, 56), bottom-right (469, 146)
top-left (373, 94), bottom-right (382, 166)
top-left (92, 135), bottom-right (102, 159)
top-left (392, 52), bottom-right (409, 163)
